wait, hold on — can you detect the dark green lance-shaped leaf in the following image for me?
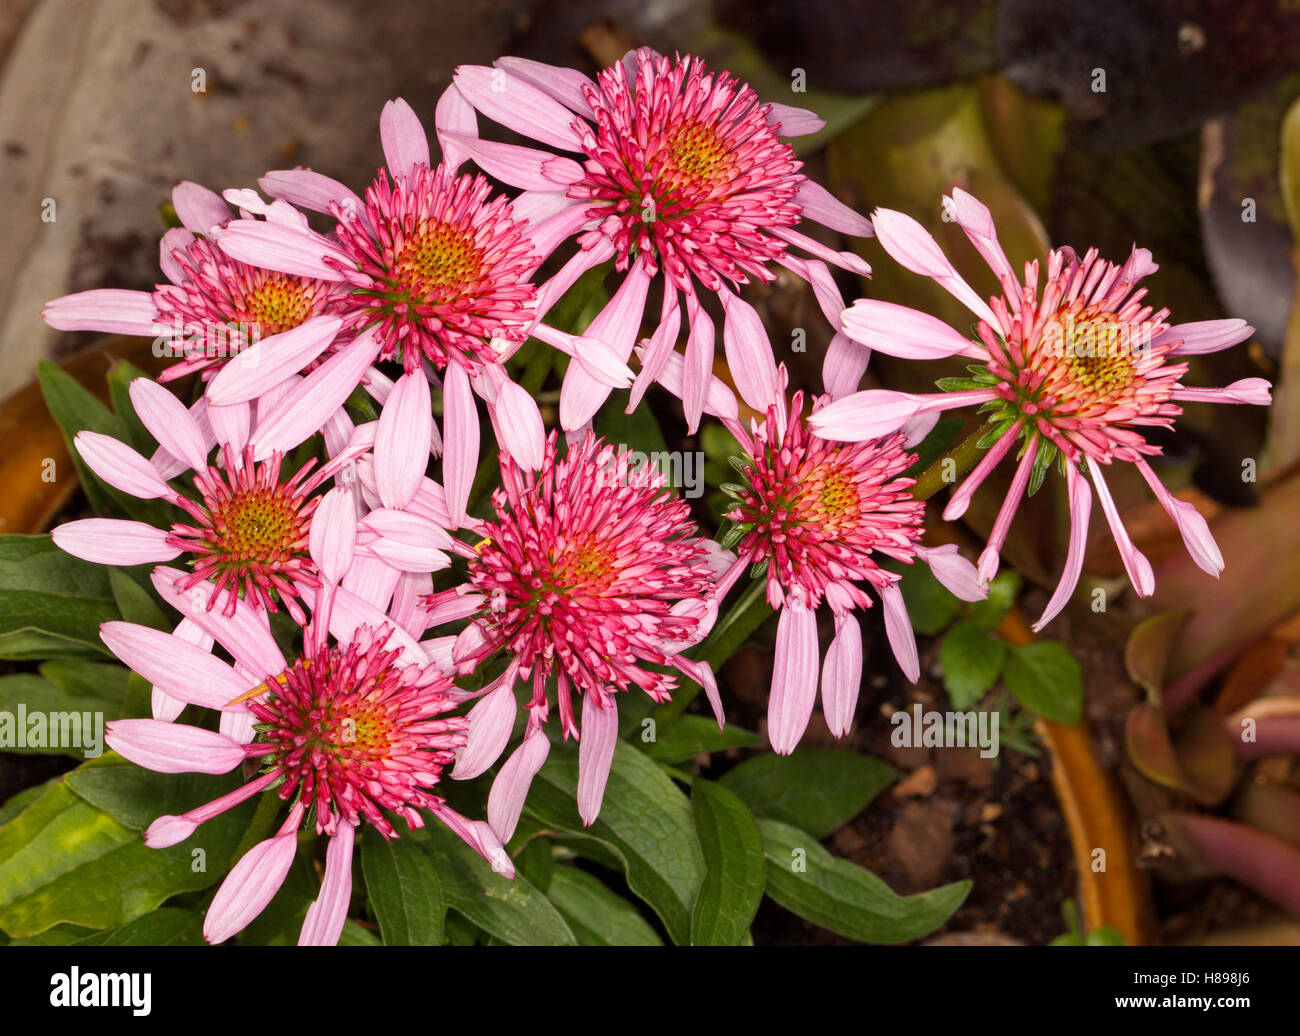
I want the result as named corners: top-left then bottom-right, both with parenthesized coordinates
top-left (523, 739), bottom-right (705, 945)
top-left (361, 826), bottom-right (445, 945)
top-left (690, 779), bottom-right (765, 946)
top-left (897, 561), bottom-right (961, 636)
top-left (339, 920), bottom-right (382, 946)
top-left (70, 907), bottom-right (205, 946)
top-left (595, 389), bottom-right (671, 457)
top-left (108, 567), bottom-right (170, 630)
top-left (938, 619), bottom-right (1007, 710)
top-left (0, 674), bottom-right (127, 756)
top-left (1003, 641), bottom-right (1084, 724)
top-left (39, 659), bottom-right (135, 709)
top-left (641, 715), bottom-right (759, 764)
top-left (719, 749), bottom-right (896, 839)
top-left (759, 819), bottom-right (969, 943)
top-left (412, 821), bottom-right (575, 946)
top-left (0, 757), bottom-right (254, 937)
top-left (545, 866), bottom-right (663, 946)
top-left (0, 535), bottom-right (118, 659)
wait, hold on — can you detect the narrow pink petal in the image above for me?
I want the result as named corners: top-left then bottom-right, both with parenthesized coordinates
top-left (1171, 378), bottom-right (1271, 406)
top-left (434, 82), bottom-right (478, 172)
top-left (220, 708), bottom-right (256, 745)
top-left (1134, 457), bottom-right (1224, 578)
top-left (944, 188), bottom-right (1015, 283)
top-left (770, 224), bottom-right (872, 277)
top-left (453, 65), bottom-right (585, 151)
top-left (1033, 462), bottom-right (1092, 631)
top-left (144, 815), bottom-right (199, 847)
top-left (375, 371), bottom-right (432, 508)
top-left (977, 436), bottom-right (1039, 583)
top-left (807, 390), bottom-right (920, 442)
top-left (380, 97), bottom-right (430, 181)
top-left (74, 431), bottom-right (172, 499)
top-left (151, 567), bottom-right (285, 676)
top-left (491, 379), bottom-right (545, 471)
top-left (204, 829), bottom-right (299, 944)
top-left (526, 201), bottom-right (593, 263)
top-left (795, 180), bottom-right (872, 237)
top-left (821, 613), bottom-right (863, 738)
top-left (438, 132), bottom-right (581, 191)
top-left (101, 620), bottom-right (251, 709)
top-left (106, 719), bottom-right (246, 774)
top-left (361, 508), bottom-right (455, 551)
top-left (577, 695), bottom-right (619, 826)
top-left (153, 617), bottom-right (212, 720)
top-left (297, 581), bottom-right (426, 667)
top-left (841, 299), bottom-right (980, 360)
top-left (259, 169), bottom-right (365, 219)
top-left (720, 289), bottom-right (779, 414)
top-left (943, 419), bottom-right (1023, 520)
top-left (899, 410), bottom-right (941, 447)
top-left (1088, 461), bottom-right (1155, 597)
top-left (453, 680), bottom-right (518, 779)
top-left (559, 266), bottom-right (651, 430)
top-left (487, 727), bottom-right (551, 842)
top-left (206, 315), bottom-right (343, 406)
top-left (359, 534), bottom-right (450, 573)
top-left (767, 102), bottom-right (825, 137)
top-left (252, 328), bottom-right (385, 459)
top-left (172, 181), bottom-right (231, 235)
top-left (340, 553), bottom-right (400, 612)
top-left (769, 602), bottom-right (819, 754)
top-left (299, 821), bottom-right (356, 946)
top-left (649, 348), bottom-right (739, 423)
top-left (43, 289), bottom-right (160, 336)
top-left (870, 208), bottom-right (1000, 327)
top-left (494, 56), bottom-right (595, 115)
top-left (683, 292), bottom-right (715, 433)
top-left (442, 362), bottom-right (478, 528)
top-left (392, 570), bottom-right (433, 638)
top-left (309, 486), bottom-right (357, 584)
top-left (915, 544), bottom-right (987, 602)
top-left (530, 324), bottom-right (634, 388)
top-left (129, 378), bottom-right (209, 470)
top-left (1157, 318), bottom-right (1254, 356)
top-left (207, 400), bottom-right (251, 452)
top-left (628, 290), bottom-right (681, 411)
top-left (52, 519), bottom-right (179, 566)
top-left (670, 656), bottom-right (724, 729)
top-left (213, 220), bottom-right (349, 282)
top-left (879, 582), bottom-right (920, 682)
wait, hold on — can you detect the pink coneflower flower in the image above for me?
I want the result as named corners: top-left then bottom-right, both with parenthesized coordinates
top-left (42, 180), bottom-right (349, 403)
top-left (104, 570), bottom-right (507, 945)
top-left (811, 188), bottom-right (1271, 629)
top-left (219, 98), bottom-right (632, 519)
top-left (442, 49), bottom-right (874, 432)
top-left (711, 370), bottom-right (984, 753)
top-left (51, 377), bottom-right (377, 626)
top-left (427, 430), bottom-right (726, 838)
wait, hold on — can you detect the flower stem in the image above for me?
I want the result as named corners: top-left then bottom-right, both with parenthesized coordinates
top-left (910, 425), bottom-right (989, 501)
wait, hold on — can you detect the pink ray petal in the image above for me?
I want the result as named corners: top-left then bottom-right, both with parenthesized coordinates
top-left (442, 362), bottom-right (478, 528)
top-left (720, 288), bottom-right (780, 415)
top-left (577, 694), bottom-right (619, 826)
top-left (43, 289), bottom-right (161, 336)
top-left (770, 601), bottom-right (820, 754)
top-left (298, 820), bottom-right (356, 946)
top-left (879, 582), bottom-right (920, 682)
top-left (206, 315), bottom-right (344, 406)
top-left (841, 299), bottom-right (982, 360)
top-left (52, 519), bottom-right (179, 566)
top-left (129, 378), bottom-right (209, 470)
top-left (74, 431), bottom-right (172, 500)
top-left (1033, 462), bottom-right (1092, 630)
top-left (821, 612), bottom-right (863, 738)
top-left (106, 718), bottom-right (246, 774)
top-left (487, 726), bottom-right (551, 842)
top-left (453, 65), bottom-right (585, 151)
top-left (375, 371), bottom-right (432, 508)
top-left (380, 97), bottom-right (430, 181)
top-left (795, 180), bottom-right (872, 237)
top-left (204, 826), bottom-right (299, 944)
top-left (453, 678), bottom-right (518, 780)
top-left (151, 566), bottom-right (285, 676)
top-left (172, 181), bottom-right (231, 235)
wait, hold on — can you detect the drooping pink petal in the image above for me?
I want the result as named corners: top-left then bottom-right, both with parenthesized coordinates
top-left (490, 378), bottom-right (546, 472)
top-left (720, 288), bottom-right (781, 415)
top-left (1087, 461), bottom-right (1155, 597)
top-left (205, 314), bottom-right (344, 406)
top-left (308, 486), bottom-right (357, 585)
top-left (43, 289), bottom-right (160, 336)
top-left (977, 436), bottom-right (1039, 583)
top-left (1171, 378), bottom-right (1271, 406)
top-left (1033, 461), bottom-right (1092, 630)
top-left (74, 431), bottom-right (172, 500)
top-left (769, 601), bottom-right (820, 754)
top-left (942, 419), bottom-right (1023, 520)
top-left (1134, 457), bottom-right (1224, 578)
top-left (1156, 318), bottom-right (1254, 356)
top-left (944, 188), bottom-right (1015, 283)
top-left (106, 719), bottom-right (247, 774)
top-left (821, 612), bottom-right (863, 738)
top-left (442, 361), bottom-right (478, 528)
top-left (841, 299), bottom-right (982, 360)
top-left (213, 220), bottom-right (350, 282)
top-left (101, 620), bottom-right (252, 710)
top-left (452, 678), bottom-right (518, 780)
top-left (683, 291), bottom-right (715, 433)
top-left (649, 348), bottom-right (739, 423)
top-left (259, 168), bottom-right (366, 219)
top-left (206, 399), bottom-right (251, 453)
top-left (806, 390), bottom-right (921, 442)
top-left (151, 566), bottom-right (286, 676)
top-left (559, 265), bottom-right (651, 430)
top-left (298, 820), bottom-right (356, 947)
top-left (879, 581), bottom-right (920, 682)
top-left (494, 56), bottom-right (596, 115)
top-left (766, 102), bottom-right (824, 137)
top-left (204, 826), bottom-right (300, 944)
top-left (374, 371), bottom-right (432, 508)
top-left (52, 519), bottom-right (179, 566)
top-left (577, 694), bottom-right (619, 826)
top-left (129, 378), bottom-right (210, 470)
top-left (434, 82), bottom-right (478, 172)
top-left (795, 180), bottom-right (872, 237)
top-left (822, 332), bottom-right (870, 400)
top-left (172, 181), bottom-right (231, 235)
top-left (487, 727), bottom-right (551, 843)
top-left (453, 65), bottom-right (585, 151)
top-left (913, 544), bottom-right (986, 602)
top-left (670, 655), bottom-right (725, 729)
top-left (439, 132), bottom-right (582, 192)
top-left (380, 97), bottom-right (431, 181)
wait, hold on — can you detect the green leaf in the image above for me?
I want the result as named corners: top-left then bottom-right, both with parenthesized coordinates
top-left (0, 778), bottom-right (59, 827)
top-left (938, 619), bottom-right (1007, 710)
top-left (0, 535), bottom-right (119, 659)
top-left (758, 819), bottom-right (969, 943)
top-left (690, 779), bottom-right (765, 946)
top-left (339, 920), bottom-right (382, 946)
top-left (104, 362), bottom-right (157, 458)
top-left (641, 715), bottom-right (759, 764)
top-left (39, 659), bottom-right (135, 708)
top-left (0, 674), bottom-right (127, 756)
top-left (897, 561), bottom-right (961, 636)
top-left (1003, 641), bottom-right (1084, 724)
top-left (969, 570), bottom-right (1022, 631)
top-left (361, 826), bottom-right (445, 945)
top-left (594, 390), bottom-right (671, 457)
top-left (0, 758), bottom-right (254, 937)
top-left (545, 866), bottom-right (663, 946)
top-left (719, 749), bottom-right (895, 839)
top-left (108, 567), bottom-right (170, 630)
top-left (901, 416), bottom-right (964, 479)
top-left (523, 739), bottom-right (704, 945)
top-left (411, 821), bottom-right (575, 946)
top-left (70, 907), bottom-right (205, 946)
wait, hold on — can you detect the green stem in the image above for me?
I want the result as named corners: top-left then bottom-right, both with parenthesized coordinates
top-left (910, 425), bottom-right (990, 501)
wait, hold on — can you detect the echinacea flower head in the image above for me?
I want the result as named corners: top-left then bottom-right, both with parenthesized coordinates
top-left (444, 49), bottom-right (874, 431)
top-left (813, 188), bottom-right (1271, 630)
top-left (434, 430), bottom-right (725, 835)
top-left (718, 383), bottom-right (984, 752)
top-left (105, 565), bottom-right (508, 946)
